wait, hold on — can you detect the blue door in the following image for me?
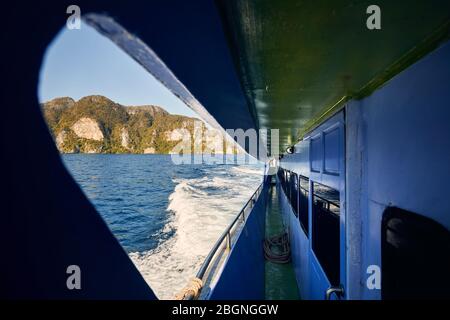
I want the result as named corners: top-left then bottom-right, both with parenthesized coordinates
top-left (307, 112), bottom-right (346, 300)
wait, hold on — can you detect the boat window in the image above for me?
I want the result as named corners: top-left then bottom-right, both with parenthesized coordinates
top-left (283, 170), bottom-right (288, 195)
top-left (298, 176), bottom-right (309, 236)
top-left (277, 168), bottom-right (281, 187)
top-left (312, 182), bottom-right (340, 286)
top-left (278, 168), bottom-right (286, 195)
top-left (290, 172), bottom-right (299, 217)
top-left (279, 168), bottom-right (283, 191)
top-left (286, 170), bottom-right (291, 202)
top-left (382, 207), bottom-right (450, 299)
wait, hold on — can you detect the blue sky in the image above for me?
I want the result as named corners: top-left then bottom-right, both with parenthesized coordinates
top-left (38, 24), bottom-right (198, 118)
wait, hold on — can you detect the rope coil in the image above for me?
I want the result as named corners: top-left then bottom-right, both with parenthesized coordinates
top-left (174, 278), bottom-right (203, 300)
top-left (264, 232), bottom-right (291, 264)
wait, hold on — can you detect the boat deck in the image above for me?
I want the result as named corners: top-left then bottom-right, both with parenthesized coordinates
top-left (265, 185), bottom-right (300, 300)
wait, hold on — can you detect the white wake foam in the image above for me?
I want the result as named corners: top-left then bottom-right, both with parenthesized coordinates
top-left (129, 164), bottom-right (263, 299)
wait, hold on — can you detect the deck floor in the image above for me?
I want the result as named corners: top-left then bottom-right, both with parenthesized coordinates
top-left (265, 185), bottom-right (300, 300)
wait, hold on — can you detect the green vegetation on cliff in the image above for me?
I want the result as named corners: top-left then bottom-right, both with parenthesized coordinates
top-left (41, 95), bottom-right (205, 154)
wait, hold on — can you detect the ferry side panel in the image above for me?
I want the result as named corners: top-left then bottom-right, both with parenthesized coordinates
top-left (280, 40), bottom-right (450, 300)
top-left (346, 40), bottom-right (450, 299)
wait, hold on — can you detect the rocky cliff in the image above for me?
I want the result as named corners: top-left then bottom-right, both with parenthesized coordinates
top-left (41, 95), bottom-right (239, 154)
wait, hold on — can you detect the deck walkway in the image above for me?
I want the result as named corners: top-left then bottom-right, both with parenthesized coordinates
top-left (265, 185), bottom-right (300, 300)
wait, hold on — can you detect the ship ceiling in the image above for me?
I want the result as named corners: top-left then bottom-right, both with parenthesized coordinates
top-left (216, 0), bottom-right (450, 152)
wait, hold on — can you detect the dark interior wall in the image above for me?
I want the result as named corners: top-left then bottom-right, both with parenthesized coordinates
top-left (0, 2), bottom-right (160, 299)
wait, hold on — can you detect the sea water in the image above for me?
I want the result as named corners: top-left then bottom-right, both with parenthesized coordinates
top-left (62, 154), bottom-right (263, 299)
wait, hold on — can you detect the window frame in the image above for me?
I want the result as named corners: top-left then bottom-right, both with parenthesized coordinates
top-left (298, 175), bottom-right (309, 236)
top-left (311, 181), bottom-right (341, 286)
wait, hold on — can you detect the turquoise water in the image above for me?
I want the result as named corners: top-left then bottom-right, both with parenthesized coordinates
top-left (62, 154), bottom-right (263, 299)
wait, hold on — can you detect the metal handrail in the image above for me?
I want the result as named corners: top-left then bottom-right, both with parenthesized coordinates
top-left (192, 181), bottom-right (264, 292)
top-left (313, 193), bottom-right (340, 209)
